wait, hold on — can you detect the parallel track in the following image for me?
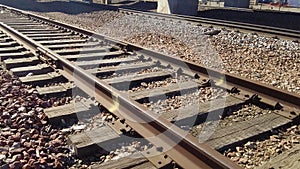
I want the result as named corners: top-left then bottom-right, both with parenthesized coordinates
top-left (0, 4), bottom-right (299, 169)
top-left (119, 8), bottom-right (300, 40)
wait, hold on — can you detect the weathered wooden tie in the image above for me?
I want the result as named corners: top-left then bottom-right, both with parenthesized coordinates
top-left (75, 55), bottom-right (141, 67)
top-left (3, 56), bottom-right (39, 69)
top-left (0, 51), bottom-right (33, 61)
top-left (104, 71), bottom-right (174, 86)
top-left (38, 39), bottom-right (87, 45)
top-left (256, 143), bottom-right (300, 169)
top-left (10, 64), bottom-right (53, 76)
top-left (19, 72), bottom-right (62, 84)
top-left (87, 62), bottom-right (156, 75)
top-left (44, 99), bottom-right (98, 124)
top-left (205, 112), bottom-right (292, 151)
top-left (130, 80), bottom-right (201, 101)
top-left (36, 82), bottom-right (74, 95)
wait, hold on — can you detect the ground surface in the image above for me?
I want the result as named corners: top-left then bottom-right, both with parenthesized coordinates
top-left (0, 1), bottom-right (299, 169)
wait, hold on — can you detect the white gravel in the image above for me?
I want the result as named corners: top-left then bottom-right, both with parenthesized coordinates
top-left (211, 30), bottom-right (300, 94)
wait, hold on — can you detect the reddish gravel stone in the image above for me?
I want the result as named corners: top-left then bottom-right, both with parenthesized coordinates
top-left (22, 164), bottom-right (30, 169)
top-left (10, 148), bottom-right (25, 156)
top-left (0, 71), bottom-right (74, 168)
top-left (10, 133), bottom-right (21, 141)
top-left (1, 131), bottom-right (12, 137)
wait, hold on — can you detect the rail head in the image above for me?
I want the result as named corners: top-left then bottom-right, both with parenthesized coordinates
top-left (126, 43), bottom-right (300, 110)
top-left (0, 4), bottom-right (242, 169)
top-left (1, 4), bottom-right (299, 168)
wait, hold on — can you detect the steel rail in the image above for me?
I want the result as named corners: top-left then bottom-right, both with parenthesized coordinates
top-left (2, 4), bottom-right (299, 111)
top-left (126, 44), bottom-right (300, 110)
top-left (2, 3), bottom-right (299, 112)
top-left (118, 8), bottom-right (300, 40)
top-left (25, 5), bottom-right (300, 108)
top-left (1, 4), bottom-right (299, 168)
top-left (0, 5), bottom-right (242, 169)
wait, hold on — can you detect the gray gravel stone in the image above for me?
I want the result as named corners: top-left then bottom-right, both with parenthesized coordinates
top-left (35, 11), bottom-right (300, 95)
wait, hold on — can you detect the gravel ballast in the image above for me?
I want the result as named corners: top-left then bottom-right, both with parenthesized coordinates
top-left (35, 11), bottom-right (125, 31)
top-left (0, 71), bottom-right (73, 168)
top-left (34, 11), bottom-right (300, 95)
top-left (11, 9), bottom-right (299, 169)
top-left (224, 124), bottom-right (300, 169)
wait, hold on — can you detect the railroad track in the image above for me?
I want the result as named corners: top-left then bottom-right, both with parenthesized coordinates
top-left (0, 4), bottom-right (299, 169)
top-left (118, 8), bottom-right (300, 40)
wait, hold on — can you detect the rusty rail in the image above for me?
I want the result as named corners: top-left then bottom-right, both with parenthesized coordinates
top-left (0, 4), bottom-right (242, 169)
top-left (126, 44), bottom-right (300, 110)
top-left (1, 4), bottom-right (300, 168)
top-left (4, 3), bottom-right (298, 109)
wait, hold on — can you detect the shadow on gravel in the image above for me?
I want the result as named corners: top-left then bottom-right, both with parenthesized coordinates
top-left (0, 0), bottom-right (156, 14)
